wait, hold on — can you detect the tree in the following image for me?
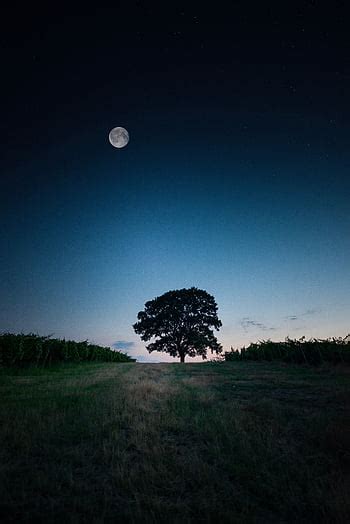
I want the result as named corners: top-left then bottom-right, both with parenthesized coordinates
top-left (133, 287), bottom-right (222, 362)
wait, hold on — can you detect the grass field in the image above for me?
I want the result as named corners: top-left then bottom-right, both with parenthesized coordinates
top-left (0, 362), bottom-right (349, 523)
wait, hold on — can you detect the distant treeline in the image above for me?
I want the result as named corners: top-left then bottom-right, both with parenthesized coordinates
top-left (0, 333), bottom-right (135, 367)
top-left (225, 337), bottom-right (350, 365)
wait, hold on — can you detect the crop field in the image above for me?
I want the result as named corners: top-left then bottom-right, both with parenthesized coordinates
top-left (0, 333), bottom-right (133, 366)
top-left (0, 362), bottom-right (349, 522)
top-left (225, 338), bottom-right (350, 365)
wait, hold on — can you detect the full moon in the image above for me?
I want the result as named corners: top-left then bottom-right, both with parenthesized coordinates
top-left (108, 127), bottom-right (129, 148)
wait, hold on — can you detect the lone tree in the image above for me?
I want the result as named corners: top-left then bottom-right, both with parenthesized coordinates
top-left (133, 287), bottom-right (222, 362)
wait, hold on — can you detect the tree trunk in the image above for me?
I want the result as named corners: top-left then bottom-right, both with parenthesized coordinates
top-left (180, 354), bottom-right (185, 363)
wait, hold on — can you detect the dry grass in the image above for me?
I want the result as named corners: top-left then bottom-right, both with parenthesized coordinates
top-left (0, 361), bottom-right (349, 522)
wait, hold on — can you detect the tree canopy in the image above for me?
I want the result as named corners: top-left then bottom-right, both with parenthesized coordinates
top-left (133, 287), bottom-right (222, 362)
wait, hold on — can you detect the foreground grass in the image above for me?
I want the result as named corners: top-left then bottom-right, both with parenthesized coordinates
top-left (0, 362), bottom-right (349, 522)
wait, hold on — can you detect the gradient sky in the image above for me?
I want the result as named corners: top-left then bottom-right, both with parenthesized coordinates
top-left (1, 3), bottom-right (349, 361)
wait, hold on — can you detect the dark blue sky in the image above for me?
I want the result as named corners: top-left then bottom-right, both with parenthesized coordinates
top-left (1, 3), bottom-right (349, 360)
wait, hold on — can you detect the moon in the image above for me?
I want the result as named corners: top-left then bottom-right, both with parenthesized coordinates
top-left (109, 127), bottom-right (129, 148)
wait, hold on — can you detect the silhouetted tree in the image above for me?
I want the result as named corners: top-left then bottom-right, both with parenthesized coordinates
top-left (133, 287), bottom-right (222, 362)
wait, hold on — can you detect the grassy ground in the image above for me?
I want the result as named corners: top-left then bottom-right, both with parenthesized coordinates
top-left (0, 362), bottom-right (349, 523)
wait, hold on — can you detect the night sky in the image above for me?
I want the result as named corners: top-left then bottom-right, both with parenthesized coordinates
top-left (1, 3), bottom-right (349, 361)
